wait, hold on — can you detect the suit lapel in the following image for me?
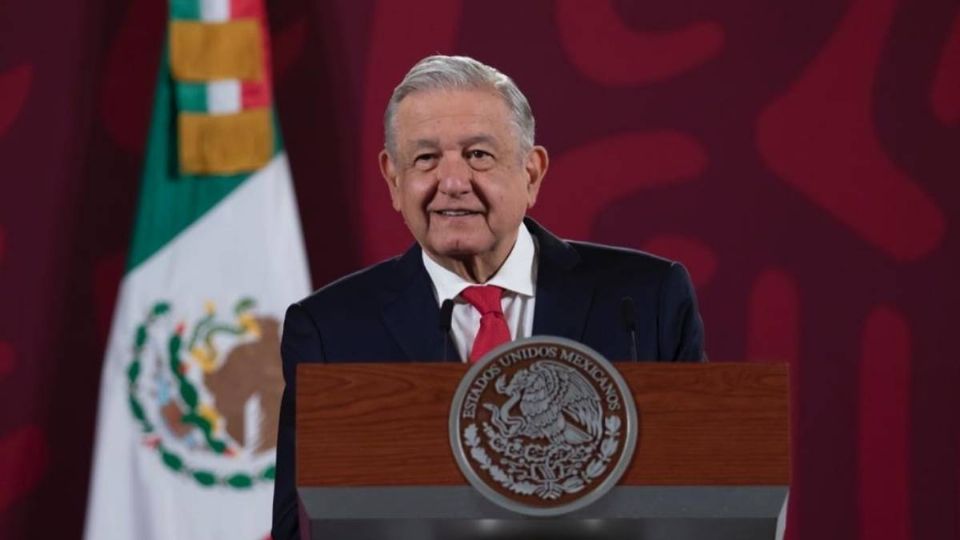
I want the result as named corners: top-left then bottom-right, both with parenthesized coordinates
top-left (381, 244), bottom-right (460, 362)
top-left (528, 219), bottom-right (595, 341)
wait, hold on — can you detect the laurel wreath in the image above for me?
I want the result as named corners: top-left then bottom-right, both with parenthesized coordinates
top-left (464, 415), bottom-right (621, 500)
top-left (127, 300), bottom-right (275, 489)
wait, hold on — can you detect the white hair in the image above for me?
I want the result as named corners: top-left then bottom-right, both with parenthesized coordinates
top-left (383, 55), bottom-right (536, 159)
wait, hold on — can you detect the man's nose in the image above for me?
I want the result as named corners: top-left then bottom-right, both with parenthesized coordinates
top-left (436, 153), bottom-right (472, 195)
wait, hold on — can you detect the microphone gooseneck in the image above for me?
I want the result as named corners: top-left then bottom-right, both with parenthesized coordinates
top-left (439, 299), bottom-right (455, 362)
top-left (620, 296), bottom-right (639, 362)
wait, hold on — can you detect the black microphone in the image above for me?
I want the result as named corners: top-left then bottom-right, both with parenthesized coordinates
top-left (620, 296), bottom-right (639, 362)
top-left (439, 299), bottom-right (455, 362)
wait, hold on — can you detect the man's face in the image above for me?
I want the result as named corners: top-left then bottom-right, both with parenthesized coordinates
top-left (380, 88), bottom-right (547, 278)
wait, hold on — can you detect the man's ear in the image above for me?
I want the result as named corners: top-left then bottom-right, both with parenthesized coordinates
top-left (524, 145), bottom-right (549, 208)
top-left (379, 150), bottom-right (402, 212)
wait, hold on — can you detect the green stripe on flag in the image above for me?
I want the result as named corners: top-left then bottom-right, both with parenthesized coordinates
top-left (169, 0), bottom-right (200, 20)
top-left (175, 82), bottom-right (207, 113)
top-left (127, 41), bottom-right (282, 271)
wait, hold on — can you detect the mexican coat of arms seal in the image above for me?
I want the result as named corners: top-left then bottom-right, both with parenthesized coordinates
top-left (449, 336), bottom-right (638, 516)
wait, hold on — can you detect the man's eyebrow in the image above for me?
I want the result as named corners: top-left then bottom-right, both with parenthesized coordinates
top-left (460, 134), bottom-right (498, 147)
top-left (410, 138), bottom-right (440, 150)
top-left (405, 135), bottom-right (499, 153)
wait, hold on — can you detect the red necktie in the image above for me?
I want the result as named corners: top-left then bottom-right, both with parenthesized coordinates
top-left (460, 285), bottom-right (511, 362)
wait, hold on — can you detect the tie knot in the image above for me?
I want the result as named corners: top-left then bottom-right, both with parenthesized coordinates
top-left (460, 285), bottom-right (504, 315)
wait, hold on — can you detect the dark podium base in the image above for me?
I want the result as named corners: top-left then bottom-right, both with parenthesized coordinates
top-left (299, 486), bottom-right (787, 540)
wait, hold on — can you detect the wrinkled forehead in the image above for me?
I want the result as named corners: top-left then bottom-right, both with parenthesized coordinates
top-left (391, 88), bottom-right (521, 146)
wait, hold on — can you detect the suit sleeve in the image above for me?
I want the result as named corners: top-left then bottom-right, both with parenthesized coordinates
top-left (658, 262), bottom-right (706, 362)
top-left (272, 302), bottom-right (324, 540)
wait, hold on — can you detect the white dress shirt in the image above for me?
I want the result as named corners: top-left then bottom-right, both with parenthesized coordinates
top-left (422, 223), bottom-right (538, 362)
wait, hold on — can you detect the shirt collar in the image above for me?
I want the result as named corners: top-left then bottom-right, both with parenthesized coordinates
top-left (421, 222), bottom-right (537, 304)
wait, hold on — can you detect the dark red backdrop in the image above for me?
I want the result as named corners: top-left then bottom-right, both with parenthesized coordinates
top-left (1, 0), bottom-right (958, 538)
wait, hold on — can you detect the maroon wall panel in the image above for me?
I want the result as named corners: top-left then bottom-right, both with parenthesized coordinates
top-left (1, 0), bottom-right (957, 538)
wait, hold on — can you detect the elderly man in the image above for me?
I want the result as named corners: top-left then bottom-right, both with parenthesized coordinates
top-left (271, 55), bottom-right (705, 538)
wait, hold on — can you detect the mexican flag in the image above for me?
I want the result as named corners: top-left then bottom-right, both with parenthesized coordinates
top-left (84, 1), bottom-right (310, 538)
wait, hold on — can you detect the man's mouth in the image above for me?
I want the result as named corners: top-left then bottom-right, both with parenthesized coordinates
top-left (434, 210), bottom-right (481, 217)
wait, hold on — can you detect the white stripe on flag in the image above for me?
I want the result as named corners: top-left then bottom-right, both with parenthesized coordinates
top-left (200, 0), bottom-right (230, 21)
top-left (206, 80), bottom-right (242, 114)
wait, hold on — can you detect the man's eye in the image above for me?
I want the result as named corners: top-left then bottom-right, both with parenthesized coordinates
top-left (466, 149), bottom-right (495, 170)
top-left (413, 154), bottom-right (437, 169)
top-left (466, 150), bottom-right (492, 160)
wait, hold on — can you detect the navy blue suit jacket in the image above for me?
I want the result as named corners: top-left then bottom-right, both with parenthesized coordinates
top-left (271, 219), bottom-right (705, 539)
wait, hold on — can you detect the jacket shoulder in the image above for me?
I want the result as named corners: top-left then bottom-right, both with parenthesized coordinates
top-left (567, 240), bottom-right (678, 277)
top-left (294, 256), bottom-right (401, 318)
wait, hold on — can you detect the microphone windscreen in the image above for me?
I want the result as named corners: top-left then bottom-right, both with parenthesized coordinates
top-left (439, 299), bottom-right (455, 331)
top-left (620, 296), bottom-right (637, 330)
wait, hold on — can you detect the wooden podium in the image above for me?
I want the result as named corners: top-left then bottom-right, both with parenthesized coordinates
top-left (297, 362), bottom-right (789, 539)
